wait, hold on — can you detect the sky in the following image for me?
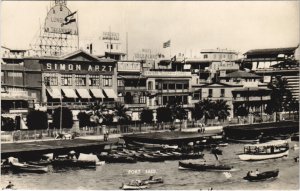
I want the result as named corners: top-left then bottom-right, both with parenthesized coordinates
top-left (1, 1), bottom-right (299, 58)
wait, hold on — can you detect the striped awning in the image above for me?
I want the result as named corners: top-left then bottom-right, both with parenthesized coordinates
top-left (62, 89), bottom-right (77, 98)
top-left (76, 89), bottom-right (92, 99)
top-left (47, 89), bottom-right (61, 99)
top-left (103, 89), bottom-right (118, 99)
top-left (90, 89), bottom-right (105, 98)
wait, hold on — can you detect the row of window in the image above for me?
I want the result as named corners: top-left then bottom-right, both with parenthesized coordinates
top-left (193, 89), bottom-right (226, 100)
top-left (162, 83), bottom-right (189, 90)
top-left (162, 95), bottom-right (188, 105)
top-left (203, 54), bottom-right (235, 60)
top-left (44, 74), bottom-right (112, 87)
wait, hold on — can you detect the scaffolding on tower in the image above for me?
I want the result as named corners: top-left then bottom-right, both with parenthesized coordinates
top-left (30, 0), bottom-right (79, 57)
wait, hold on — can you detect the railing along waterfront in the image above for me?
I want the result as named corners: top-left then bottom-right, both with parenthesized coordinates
top-left (1, 113), bottom-right (297, 143)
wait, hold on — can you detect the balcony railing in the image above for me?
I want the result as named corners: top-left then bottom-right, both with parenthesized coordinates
top-left (233, 96), bottom-right (271, 101)
top-left (144, 71), bottom-right (192, 77)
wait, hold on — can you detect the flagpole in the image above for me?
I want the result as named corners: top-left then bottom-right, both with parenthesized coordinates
top-left (77, 10), bottom-right (79, 50)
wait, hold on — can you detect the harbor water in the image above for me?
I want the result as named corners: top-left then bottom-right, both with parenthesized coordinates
top-left (1, 141), bottom-right (299, 190)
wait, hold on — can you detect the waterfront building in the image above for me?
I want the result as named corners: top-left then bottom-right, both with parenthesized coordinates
top-left (243, 46), bottom-right (300, 99)
top-left (144, 59), bottom-right (193, 120)
top-left (117, 60), bottom-right (147, 121)
top-left (1, 49), bottom-right (118, 114)
top-left (192, 69), bottom-right (271, 118)
top-left (1, 47), bottom-right (35, 114)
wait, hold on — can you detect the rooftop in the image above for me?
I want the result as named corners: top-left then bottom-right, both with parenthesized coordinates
top-left (244, 46), bottom-right (299, 56)
top-left (223, 70), bottom-right (262, 78)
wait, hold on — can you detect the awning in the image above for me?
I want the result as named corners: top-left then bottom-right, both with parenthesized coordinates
top-left (183, 64), bottom-right (191, 70)
top-left (90, 89), bottom-right (105, 98)
top-left (62, 89), bottom-right (77, 98)
top-left (76, 89), bottom-right (92, 99)
top-left (103, 89), bottom-right (118, 99)
top-left (47, 89), bottom-right (61, 99)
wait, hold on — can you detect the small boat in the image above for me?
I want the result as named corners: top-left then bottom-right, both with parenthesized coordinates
top-left (8, 157), bottom-right (48, 173)
top-left (98, 154), bottom-right (137, 163)
top-left (141, 176), bottom-right (164, 184)
top-left (243, 169), bottom-right (279, 182)
top-left (218, 143), bottom-right (228, 147)
top-left (162, 144), bottom-right (178, 150)
top-left (52, 154), bottom-right (97, 168)
top-left (238, 140), bottom-right (289, 161)
top-left (120, 181), bottom-right (149, 190)
top-left (178, 161), bottom-right (233, 171)
top-left (227, 138), bottom-right (259, 144)
top-left (27, 160), bottom-right (52, 166)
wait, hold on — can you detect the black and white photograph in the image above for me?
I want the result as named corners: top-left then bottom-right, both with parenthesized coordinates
top-left (0, 0), bottom-right (299, 190)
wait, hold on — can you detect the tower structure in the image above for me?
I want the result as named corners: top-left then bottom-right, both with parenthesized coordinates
top-left (31, 0), bottom-right (79, 56)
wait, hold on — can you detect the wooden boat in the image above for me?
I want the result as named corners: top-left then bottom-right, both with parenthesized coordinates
top-left (243, 169), bottom-right (279, 182)
top-left (218, 143), bottom-right (229, 147)
top-left (98, 154), bottom-right (137, 163)
top-left (27, 160), bottom-right (52, 166)
top-left (120, 180), bottom-right (149, 190)
top-left (227, 138), bottom-right (259, 144)
top-left (178, 161), bottom-right (233, 171)
top-left (8, 157), bottom-right (48, 173)
top-left (238, 140), bottom-right (289, 161)
top-left (52, 158), bottom-right (97, 168)
top-left (138, 153), bottom-right (165, 162)
top-left (141, 176), bottom-right (164, 184)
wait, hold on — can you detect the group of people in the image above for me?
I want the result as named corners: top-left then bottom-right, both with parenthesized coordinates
top-left (103, 131), bottom-right (109, 141)
top-left (247, 169), bottom-right (260, 177)
top-left (198, 127), bottom-right (206, 133)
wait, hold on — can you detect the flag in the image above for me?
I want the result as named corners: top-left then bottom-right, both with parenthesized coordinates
top-left (171, 55), bottom-right (176, 62)
top-left (61, 11), bottom-right (77, 26)
top-left (163, 40), bottom-right (171, 48)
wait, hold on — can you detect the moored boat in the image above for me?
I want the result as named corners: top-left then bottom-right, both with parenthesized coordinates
top-left (120, 180), bottom-right (149, 190)
top-left (238, 140), bottom-right (289, 161)
top-left (178, 161), bottom-right (233, 171)
top-left (8, 157), bottom-right (48, 173)
top-left (141, 176), bottom-right (164, 184)
top-left (243, 169), bottom-right (279, 182)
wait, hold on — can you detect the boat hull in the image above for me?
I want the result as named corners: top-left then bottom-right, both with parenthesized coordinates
top-left (52, 159), bottom-right (97, 168)
top-left (243, 170), bottom-right (279, 182)
top-left (239, 150), bottom-right (289, 161)
top-left (11, 164), bottom-right (48, 173)
top-left (178, 161), bottom-right (232, 171)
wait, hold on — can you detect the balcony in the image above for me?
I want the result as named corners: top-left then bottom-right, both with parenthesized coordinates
top-left (144, 71), bottom-right (191, 78)
top-left (233, 96), bottom-right (271, 102)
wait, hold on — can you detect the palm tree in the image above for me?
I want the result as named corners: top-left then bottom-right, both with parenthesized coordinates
top-left (172, 104), bottom-right (187, 131)
top-left (113, 102), bottom-right (132, 133)
top-left (193, 99), bottom-right (215, 124)
top-left (214, 100), bottom-right (231, 122)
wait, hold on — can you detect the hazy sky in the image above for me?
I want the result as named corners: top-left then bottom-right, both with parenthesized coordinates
top-left (1, 1), bottom-right (299, 57)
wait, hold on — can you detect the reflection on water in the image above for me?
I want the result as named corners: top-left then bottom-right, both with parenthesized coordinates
top-left (1, 142), bottom-right (299, 190)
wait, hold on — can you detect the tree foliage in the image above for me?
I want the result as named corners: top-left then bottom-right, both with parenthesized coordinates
top-left (1, 116), bottom-right (16, 131)
top-left (193, 99), bottom-right (231, 123)
top-left (77, 112), bottom-right (91, 128)
top-left (156, 107), bottom-right (173, 123)
top-left (140, 109), bottom-right (153, 124)
top-left (266, 76), bottom-right (292, 114)
top-left (52, 107), bottom-right (74, 129)
top-left (26, 110), bottom-right (48, 130)
top-left (114, 102), bottom-right (132, 124)
top-left (235, 105), bottom-right (249, 117)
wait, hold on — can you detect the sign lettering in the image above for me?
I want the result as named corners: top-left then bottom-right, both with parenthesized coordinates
top-left (44, 63), bottom-right (113, 72)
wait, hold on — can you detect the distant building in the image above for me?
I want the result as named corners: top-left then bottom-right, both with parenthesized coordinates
top-left (1, 49), bottom-right (118, 114)
top-left (243, 46), bottom-right (299, 99)
top-left (117, 61), bottom-right (147, 121)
